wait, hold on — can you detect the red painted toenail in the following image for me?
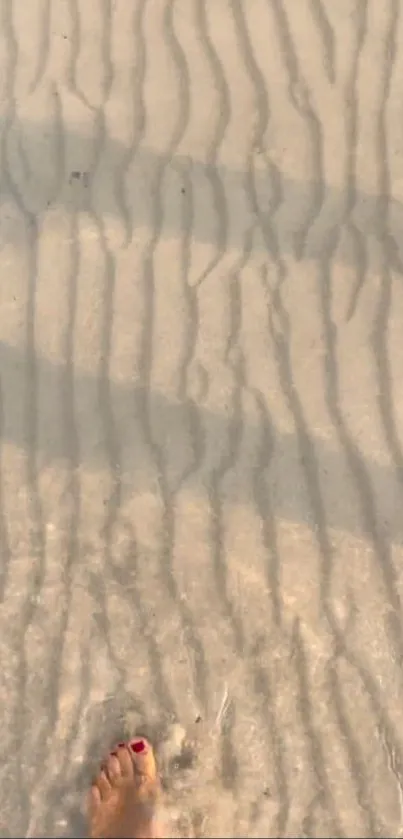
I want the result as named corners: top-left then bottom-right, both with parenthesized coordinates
top-left (110, 751), bottom-right (118, 756)
top-left (130, 739), bottom-right (146, 753)
top-left (117, 742), bottom-right (126, 748)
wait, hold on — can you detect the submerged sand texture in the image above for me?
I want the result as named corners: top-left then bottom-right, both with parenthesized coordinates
top-left (2, 0), bottom-right (403, 835)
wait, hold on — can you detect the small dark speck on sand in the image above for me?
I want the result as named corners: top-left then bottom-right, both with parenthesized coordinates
top-left (69, 171), bottom-right (90, 187)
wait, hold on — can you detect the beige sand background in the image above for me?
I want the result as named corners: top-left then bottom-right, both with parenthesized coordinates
top-left (1, 0), bottom-right (403, 836)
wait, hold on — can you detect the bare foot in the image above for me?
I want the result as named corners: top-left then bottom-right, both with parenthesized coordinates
top-left (89, 737), bottom-right (163, 839)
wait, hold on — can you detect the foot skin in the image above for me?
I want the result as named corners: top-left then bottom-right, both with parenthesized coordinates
top-left (89, 737), bottom-right (163, 839)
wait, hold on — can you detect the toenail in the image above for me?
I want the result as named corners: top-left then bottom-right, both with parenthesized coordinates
top-left (110, 751), bottom-right (118, 756)
top-left (130, 739), bottom-right (146, 754)
top-left (117, 742), bottom-right (126, 748)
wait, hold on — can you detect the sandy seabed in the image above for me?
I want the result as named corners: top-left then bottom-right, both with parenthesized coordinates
top-left (1, 1), bottom-right (403, 837)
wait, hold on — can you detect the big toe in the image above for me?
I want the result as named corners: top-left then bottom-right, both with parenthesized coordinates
top-left (128, 738), bottom-right (158, 783)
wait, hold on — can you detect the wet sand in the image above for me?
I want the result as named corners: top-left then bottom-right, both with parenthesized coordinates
top-left (1, 1), bottom-right (403, 836)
